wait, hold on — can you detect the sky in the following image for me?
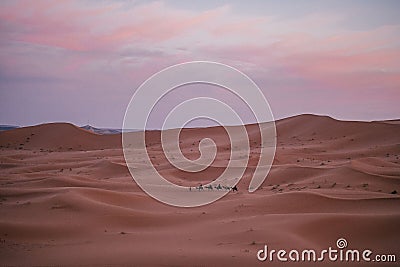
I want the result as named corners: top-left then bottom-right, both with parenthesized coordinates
top-left (0, 0), bottom-right (399, 128)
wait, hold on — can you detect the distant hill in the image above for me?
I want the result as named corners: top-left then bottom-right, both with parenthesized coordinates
top-left (0, 124), bottom-right (138, 135)
top-left (0, 125), bottom-right (19, 132)
top-left (80, 125), bottom-right (122, 135)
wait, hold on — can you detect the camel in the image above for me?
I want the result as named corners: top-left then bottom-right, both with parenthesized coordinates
top-left (205, 185), bottom-right (213, 190)
top-left (214, 184), bottom-right (222, 190)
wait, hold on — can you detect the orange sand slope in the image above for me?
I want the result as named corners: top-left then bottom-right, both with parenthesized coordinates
top-left (0, 114), bottom-right (399, 266)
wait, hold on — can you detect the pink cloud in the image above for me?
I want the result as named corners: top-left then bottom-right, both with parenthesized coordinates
top-left (1, 1), bottom-right (399, 125)
top-left (0, 1), bottom-right (226, 52)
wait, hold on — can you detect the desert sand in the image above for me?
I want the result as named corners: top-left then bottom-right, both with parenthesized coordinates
top-left (0, 114), bottom-right (399, 266)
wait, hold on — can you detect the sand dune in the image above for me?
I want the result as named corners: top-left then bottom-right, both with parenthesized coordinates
top-left (0, 122), bottom-right (121, 151)
top-left (1, 114), bottom-right (399, 266)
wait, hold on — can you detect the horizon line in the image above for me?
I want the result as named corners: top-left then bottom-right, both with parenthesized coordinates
top-left (2, 113), bottom-right (399, 131)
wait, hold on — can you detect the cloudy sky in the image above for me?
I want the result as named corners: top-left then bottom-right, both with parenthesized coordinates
top-left (0, 0), bottom-right (399, 128)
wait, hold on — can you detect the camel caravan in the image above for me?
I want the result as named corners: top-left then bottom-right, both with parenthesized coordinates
top-left (189, 184), bottom-right (238, 192)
